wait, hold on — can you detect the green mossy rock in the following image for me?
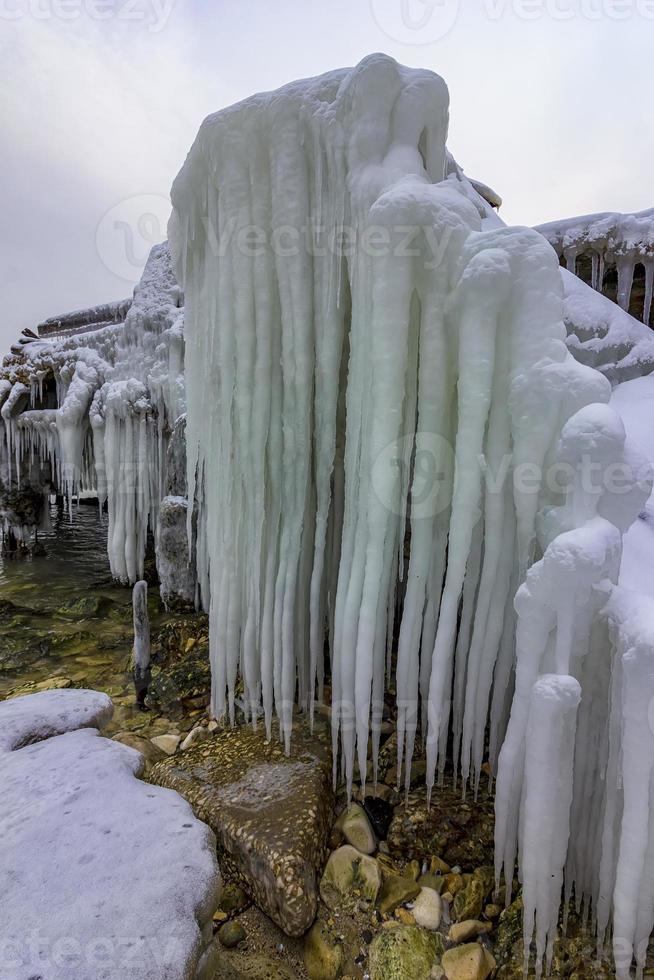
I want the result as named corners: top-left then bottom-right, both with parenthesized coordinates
top-left (369, 925), bottom-right (442, 980)
top-left (303, 920), bottom-right (343, 980)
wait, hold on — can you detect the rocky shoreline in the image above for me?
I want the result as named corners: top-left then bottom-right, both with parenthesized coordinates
top-left (3, 607), bottom-right (653, 979)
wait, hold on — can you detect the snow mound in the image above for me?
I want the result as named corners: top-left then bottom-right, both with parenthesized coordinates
top-left (0, 688), bottom-right (113, 752)
top-left (562, 269), bottom-right (654, 385)
top-left (0, 694), bottom-right (221, 980)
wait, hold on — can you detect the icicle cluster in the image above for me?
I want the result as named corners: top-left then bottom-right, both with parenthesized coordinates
top-left (537, 209), bottom-right (654, 327)
top-left (495, 403), bottom-right (653, 977)
top-left (0, 243), bottom-right (185, 579)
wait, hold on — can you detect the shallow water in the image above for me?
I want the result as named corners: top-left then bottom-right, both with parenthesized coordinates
top-left (0, 501), bottom-right (185, 735)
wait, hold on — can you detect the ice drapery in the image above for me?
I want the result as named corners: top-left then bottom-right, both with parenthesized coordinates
top-left (170, 53), bottom-right (605, 792)
top-left (170, 54), bottom-right (654, 973)
top-left (0, 243), bottom-right (185, 581)
top-left (495, 404), bottom-right (653, 978)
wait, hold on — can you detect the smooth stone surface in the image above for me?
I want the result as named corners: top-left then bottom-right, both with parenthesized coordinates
top-left (111, 731), bottom-right (167, 772)
top-left (0, 688), bottom-right (113, 751)
top-left (377, 874), bottom-right (421, 914)
top-left (303, 920), bottom-right (342, 980)
top-left (151, 732), bottom-right (181, 755)
top-left (368, 925), bottom-right (442, 980)
top-left (411, 887), bottom-right (442, 930)
top-left (452, 868), bottom-right (494, 922)
top-left (180, 725), bottom-right (210, 751)
top-left (1, 722), bottom-right (220, 980)
top-left (218, 921), bottom-right (247, 948)
top-left (441, 943), bottom-right (496, 980)
top-left (150, 723), bottom-right (333, 937)
top-left (320, 844), bottom-right (381, 908)
top-left (448, 920), bottom-right (492, 944)
top-left (336, 802), bottom-right (376, 854)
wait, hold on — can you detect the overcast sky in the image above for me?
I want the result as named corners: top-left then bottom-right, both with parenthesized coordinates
top-left (1, 0), bottom-right (652, 350)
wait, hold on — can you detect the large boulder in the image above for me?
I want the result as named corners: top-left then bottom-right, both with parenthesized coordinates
top-left (149, 722), bottom-right (334, 937)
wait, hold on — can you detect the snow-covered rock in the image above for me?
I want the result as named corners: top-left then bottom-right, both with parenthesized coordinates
top-left (0, 688), bottom-right (113, 752)
top-left (537, 208), bottom-right (654, 327)
top-left (0, 690), bottom-right (221, 980)
top-left (562, 268), bottom-right (654, 385)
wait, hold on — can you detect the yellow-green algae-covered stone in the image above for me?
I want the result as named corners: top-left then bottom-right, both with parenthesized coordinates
top-left (368, 925), bottom-right (443, 980)
top-left (149, 721), bottom-right (333, 937)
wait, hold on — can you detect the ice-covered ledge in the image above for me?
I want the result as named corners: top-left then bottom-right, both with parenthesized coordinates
top-left (0, 690), bottom-right (221, 980)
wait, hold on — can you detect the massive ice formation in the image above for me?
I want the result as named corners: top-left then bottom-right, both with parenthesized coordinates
top-left (2, 52), bottom-right (653, 975)
top-left (167, 53), bottom-right (654, 974)
top-left (0, 243), bottom-right (185, 582)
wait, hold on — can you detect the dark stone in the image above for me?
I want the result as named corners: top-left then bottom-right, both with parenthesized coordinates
top-left (362, 795), bottom-right (394, 840)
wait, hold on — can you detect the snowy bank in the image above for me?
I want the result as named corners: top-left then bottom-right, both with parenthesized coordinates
top-left (0, 690), bottom-right (220, 980)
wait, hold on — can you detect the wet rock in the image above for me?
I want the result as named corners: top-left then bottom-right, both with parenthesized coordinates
top-left (219, 882), bottom-right (249, 915)
top-left (147, 618), bottom-right (211, 716)
top-left (441, 943), bottom-right (495, 980)
top-left (303, 920), bottom-right (342, 980)
top-left (448, 920), bottom-right (492, 944)
top-left (411, 887), bottom-right (442, 930)
top-left (320, 844), bottom-right (381, 908)
top-left (196, 944), bottom-right (298, 980)
top-left (150, 722), bottom-right (333, 937)
top-left (111, 731), bottom-right (167, 772)
top-left (219, 921), bottom-right (247, 948)
top-left (387, 784), bottom-right (494, 869)
top-left (453, 872), bottom-right (490, 922)
top-left (3, 676), bottom-right (73, 699)
top-left (57, 595), bottom-right (115, 618)
top-left (336, 803), bottom-right (376, 854)
top-left (444, 873), bottom-right (464, 896)
top-left (377, 874), bottom-right (421, 914)
top-left (418, 873), bottom-right (445, 894)
top-left (362, 795), bottom-right (394, 840)
top-left (368, 925), bottom-right (442, 980)
top-left (406, 859), bottom-right (422, 880)
top-left (150, 733), bottom-right (180, 755)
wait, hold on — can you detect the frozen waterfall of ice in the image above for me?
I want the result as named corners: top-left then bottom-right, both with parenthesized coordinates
top-left (0, 242), bottom-right (185, 582)
top-left (168, 53), bottom-right (654, 975)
